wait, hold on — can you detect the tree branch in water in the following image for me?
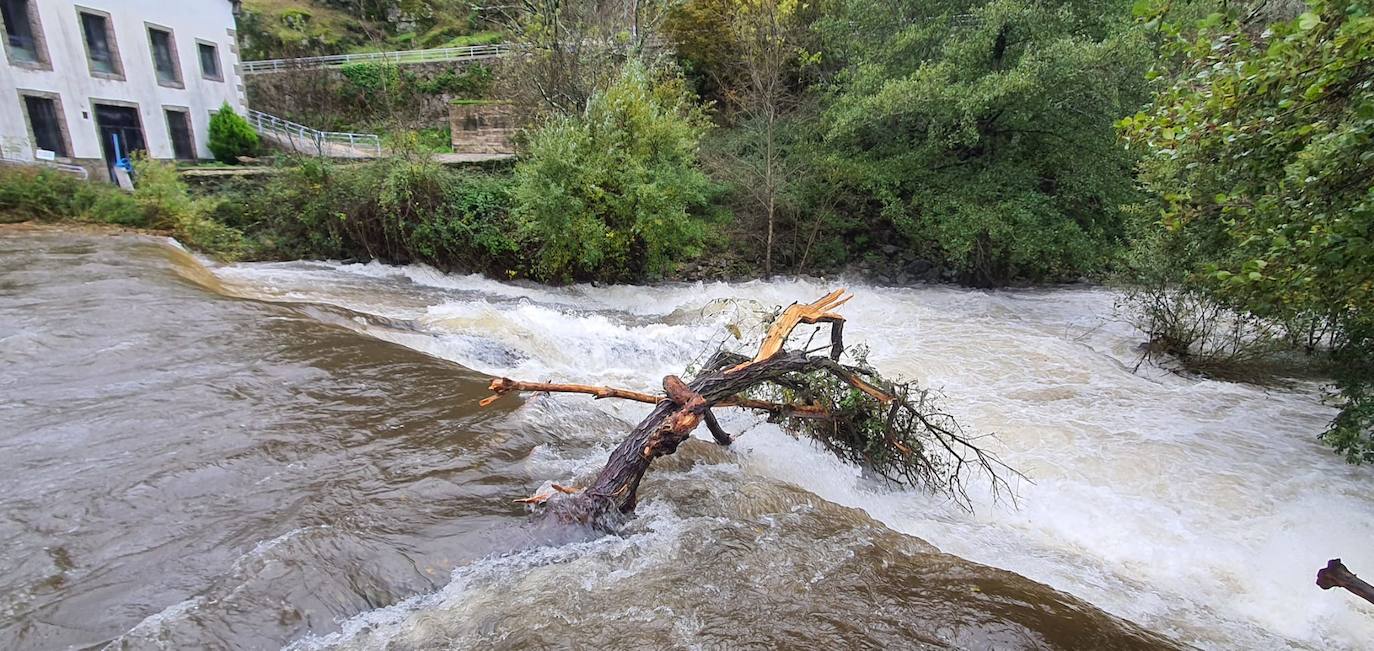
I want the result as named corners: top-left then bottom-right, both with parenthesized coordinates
top-left (1318, 559), bottom-right (1374, 605)
top-left (480, 290), bottom-right (1019, 525)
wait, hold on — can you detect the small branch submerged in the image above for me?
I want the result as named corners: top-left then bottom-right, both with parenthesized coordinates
top-left (480, 290), bottom-right (1018, 526)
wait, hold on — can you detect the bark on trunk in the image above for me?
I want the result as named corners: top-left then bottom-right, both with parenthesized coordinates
top-left (1318, 559), bottom-right (1374, 605)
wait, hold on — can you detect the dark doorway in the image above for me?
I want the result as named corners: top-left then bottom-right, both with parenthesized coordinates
top-left (93, 103), bottom-right (145, 180)
top-left (165, 109), bottom-right (194, 160)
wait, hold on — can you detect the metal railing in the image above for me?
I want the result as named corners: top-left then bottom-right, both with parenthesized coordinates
top-left (241, 43), bottom-right (510, 74)
top-left (0, 156), bottom-right (90, 180)
top-left (46, 161), bottom-right (90, 180)
top-left (245, 109), bottom-right (382, 158)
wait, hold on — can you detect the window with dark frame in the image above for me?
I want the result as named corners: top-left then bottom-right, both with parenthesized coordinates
top-left (166, 109), bottom-right (195, 160)
top-left (23, 95), bottom-right (67, 158)
top-left (1, 0), bottom-right (40, 63)
top-left (79, 11), bottom-right (117, 75)
top-left (197, 42), bottom-right (220, 80)
top-left (148, 27), bottom-right (178, 85)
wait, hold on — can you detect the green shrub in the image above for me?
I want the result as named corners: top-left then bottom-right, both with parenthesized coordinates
top-left (211, 157), bottom-right (520, 273)
top-left (513, 61), bottom-right (713, 282)
top-left (817, 0), bottom-right (1147, 285)
top-left (0, 167), bottom-right (84, 221)
top-left (84, 185), bottom-right (143, 226)
top-left (210, 157), bottom-right (360, 259)
top-left (208, 103), bottom-right (260, 163)
top-left (440, 31), bottom-right (503, 48)
top-left (0, 159), bottom-right (245, 258)
top-left (337, 62), bottom-right (493, 111)
top-left (339, 62), bottom-right (407, 95)
top-left (0, 166), bottom-right (141, 225)
top-left (383, 128), bottom-right (452, 155)
top-left (401, 163), bottom-right (519, 266)
top-left (1120, 0), bottom-right (1374, 462)
top-left (415, 65), bottom-right (493, 97)
top-left (130, 156), bottom-right (246, 257)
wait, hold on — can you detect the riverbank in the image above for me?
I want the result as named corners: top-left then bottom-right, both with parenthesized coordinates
top-left (3, 157), bottom-right (1081, 288)
top-left (0, 213), bottom-right (1070, 291)
top-left (0, 220), bottom-right (165, 238)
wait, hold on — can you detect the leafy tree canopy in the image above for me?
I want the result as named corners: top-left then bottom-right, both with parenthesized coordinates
top-left (817, 0), bottom-right (1149, 285)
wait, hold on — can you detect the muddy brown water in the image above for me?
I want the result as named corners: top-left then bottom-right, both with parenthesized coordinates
top-left (0, 229), bottom-right (1366, 650)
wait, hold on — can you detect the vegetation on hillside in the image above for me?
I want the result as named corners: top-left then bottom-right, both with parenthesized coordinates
top-left (239, 0), bottom-right (500, 59)
top-left (815, 0), bottom-right (1149, 286)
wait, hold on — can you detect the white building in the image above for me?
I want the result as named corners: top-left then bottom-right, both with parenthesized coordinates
top-left (0, 0), bottom-right (246, 179)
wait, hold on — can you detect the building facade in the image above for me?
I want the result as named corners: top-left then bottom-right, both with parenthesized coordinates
top-left (0, 0), bottom-right (245, 179)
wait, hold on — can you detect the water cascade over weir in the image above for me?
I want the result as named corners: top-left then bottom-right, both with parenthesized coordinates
top-left (2, 229), bottom-right (1372, 650)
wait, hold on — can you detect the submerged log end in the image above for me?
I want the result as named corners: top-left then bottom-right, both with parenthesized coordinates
top-left (1317, 559), bottom-right (1374, 605)
top-left (514, 482), bottom-right (583, 505)
top-left (480, 377), bottom-right (517, 407)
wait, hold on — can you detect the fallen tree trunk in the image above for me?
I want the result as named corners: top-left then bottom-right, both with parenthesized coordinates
top-left (481, 290), bottom-right (1015, 527)
top-left (1317, 559), bottom-right (1374, 605)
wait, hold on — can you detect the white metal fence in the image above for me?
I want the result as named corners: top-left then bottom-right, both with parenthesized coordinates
top-left (245, 109), bottom-right (382, 158)
top-left (0, 157), bottom-right (89, 180)
top-left (241, 44), bottom-right (510, 74)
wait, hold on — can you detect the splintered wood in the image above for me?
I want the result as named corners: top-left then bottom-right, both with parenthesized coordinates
top-left (475, 290), bottom-right (1009, 522)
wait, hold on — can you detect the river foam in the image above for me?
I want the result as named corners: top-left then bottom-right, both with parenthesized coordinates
top-left (206, 260), bottom-right (1374, 650)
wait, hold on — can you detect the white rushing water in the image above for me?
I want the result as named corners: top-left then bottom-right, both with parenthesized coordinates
top-left (209, 260), bottom-right (1374, 650)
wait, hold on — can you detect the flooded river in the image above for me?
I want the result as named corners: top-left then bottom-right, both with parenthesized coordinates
top-left (2, 229), bottom-right (1371, 649)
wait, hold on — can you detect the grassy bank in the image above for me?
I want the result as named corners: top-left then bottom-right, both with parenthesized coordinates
top-left (208, 156), bottom-right (524, 275)
top-left (0, 160), bottom-right (246, 258)
top-left (0, 153), bottom-right (1078, 285)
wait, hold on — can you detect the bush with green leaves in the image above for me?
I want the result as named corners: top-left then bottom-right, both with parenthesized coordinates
top-left (0, 166), bottom-right (126, 223)
top-left (513, 61), bottom-right (714, 282)
top-left (0, 159), bottom-right (246, 258)
top-left (212, 157), bottom-right (520, 273)
top-left (339, 62), bottom-right (407, 95)
top-left (130, 156), bottom-right (247, 257)
top-left (816, 0), bottom-right (1149, 285)
top-left (208, 103), bottom-right (261, 163)
top-left (339, 62), bottom-right (493, 103)
top-left (1120, 0), bottom-right (1374, 461)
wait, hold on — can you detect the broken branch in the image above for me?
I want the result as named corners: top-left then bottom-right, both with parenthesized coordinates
top-left (482, 376), bottom-right (830, 416)
top-left (481, 290), bottom-right (1016, 527)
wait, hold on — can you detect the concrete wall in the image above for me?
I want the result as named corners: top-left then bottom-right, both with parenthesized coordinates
top-left (0, 0), bottom-right (245, 171)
